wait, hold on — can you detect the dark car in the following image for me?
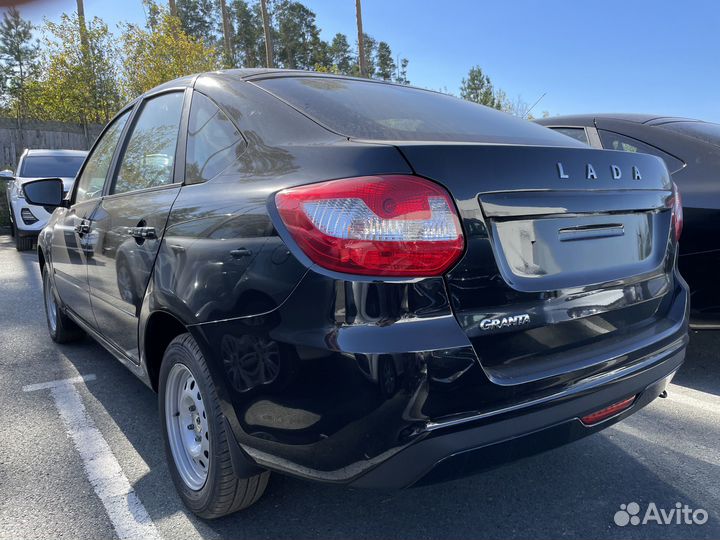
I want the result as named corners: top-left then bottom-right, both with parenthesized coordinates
top-left (28, 70), bottom-right (688, 519)
top-left (536, 114), bottom-right (720, 328)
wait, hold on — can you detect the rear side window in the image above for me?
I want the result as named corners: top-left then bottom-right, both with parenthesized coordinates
top-left (185, 92), bottom-right (245, 184)
top-left (255, 76), bottom-right (582, 146)
top-left (112, 92), bottom-right (184, 195)
top-left (659, 121), bottom-right (720, 147)
top-left (75, 111), bottom-right (130, 203)
top-left (21, 155), bottom-right (85, 178)
top-left (550, 127), bottom-right (589, 145)
top-left (598, 130), bottom-right (685, 173)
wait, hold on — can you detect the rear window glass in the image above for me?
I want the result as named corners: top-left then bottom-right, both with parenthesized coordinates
top-left (20, 155), bottom-right (85, 178)
top-left (598, 130), bottom-right (685, 173)
top-left (255, 77), bottom-right (582, 146)
top-left (550, 127), bottom-right (589, 145)
top-left (660, 121), bottom-right (720, 147)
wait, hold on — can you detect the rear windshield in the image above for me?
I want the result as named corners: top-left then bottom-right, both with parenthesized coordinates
top-left (20, 155), bottom-right (86, 178)
top-left (660, 121), bottom-right (720, 147)
top-left (255, 76), bottom-right (581, 146)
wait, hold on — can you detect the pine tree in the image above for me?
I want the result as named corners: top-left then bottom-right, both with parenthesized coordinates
top-left (329, 33), bottom-right (352, 74)
top-left (176, 0), bottom-right (217, 45)
top-left (375, 41), bottom-right (394, 80)
top-left (0, 7), bottom-right (39, 118)
top-left (460, 66), bottom-right (502, 109)
top-left (231, 0), bottom-right (263, 68)
top-left (394, 57), bottom-right (409, 85)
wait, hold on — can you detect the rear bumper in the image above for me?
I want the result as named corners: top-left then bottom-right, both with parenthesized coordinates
top-left (353, 347), bottom-right (683, 488)
top-left (191, 266), bottom-right (689, 488)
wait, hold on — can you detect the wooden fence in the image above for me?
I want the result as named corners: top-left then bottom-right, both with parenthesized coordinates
top-left (0, 117), bottom-right (104, 170)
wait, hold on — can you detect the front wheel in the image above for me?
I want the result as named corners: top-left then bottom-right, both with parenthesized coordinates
top-left (159, 333), bottom-right (269, 519)
top-left (42, 266), bottom-right (84, 343)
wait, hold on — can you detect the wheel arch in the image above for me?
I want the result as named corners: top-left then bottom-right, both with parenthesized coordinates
top-left (143, 309), bottom-right (188, 392)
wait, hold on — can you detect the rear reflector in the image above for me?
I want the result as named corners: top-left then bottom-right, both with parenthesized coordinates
top-left (670, 182), bottom-right (683, 241)
top-left (580, 396), bottom-right (636, 425)
top-left (275, 175), bottom-right (464, 277)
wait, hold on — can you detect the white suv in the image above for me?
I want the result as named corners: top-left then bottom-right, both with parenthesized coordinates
top-left (6, 149), bottom-right (87, 251)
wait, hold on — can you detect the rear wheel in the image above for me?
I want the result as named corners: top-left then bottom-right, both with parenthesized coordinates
top-left (159, 333), bottom-right (269, 519)
top-left (42, 266), bottom-right (84, 343)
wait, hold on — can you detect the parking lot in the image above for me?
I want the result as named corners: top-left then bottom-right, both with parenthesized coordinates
top-left (0, 233), bottom-right (718, 540)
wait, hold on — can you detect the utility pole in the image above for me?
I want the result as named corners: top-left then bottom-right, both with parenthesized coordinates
top-left (219, 0), bottom-right (234, 67)
top-left (260, 0), bottom-right (274, 68)
top-left (355, 0), bottom-right (367, 77)
top-left (168, 0), bottom-right (178, 17)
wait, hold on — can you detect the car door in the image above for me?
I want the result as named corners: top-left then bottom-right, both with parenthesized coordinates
top-left (86, 90), bottom-right (189, 362)
top-left (51, 110), bottom-right (132, 328)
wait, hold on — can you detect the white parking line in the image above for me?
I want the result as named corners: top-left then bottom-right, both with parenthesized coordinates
top-left (24, 375), bottom-right (161, 540)
top-left (667, 383), bottom-right (720, 415)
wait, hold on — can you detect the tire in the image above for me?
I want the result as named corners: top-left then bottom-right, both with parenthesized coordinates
top-left (159, 333), bottom-right (269, 519)
top-left (42, 265), bottom-right (84, 343)
top-left (15, 233), bottom-right (33, 251)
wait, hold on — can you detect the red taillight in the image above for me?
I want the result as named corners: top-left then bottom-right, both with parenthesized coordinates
top-left (275, 175), bottom-right (465, 277)
top-left (580, 396), bottom-right (636, 426)
top-left (670, 182), bottom-right (683, 241)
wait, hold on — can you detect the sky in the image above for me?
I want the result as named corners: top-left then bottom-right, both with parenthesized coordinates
top-left (13, 0), bottom-right (720, 122)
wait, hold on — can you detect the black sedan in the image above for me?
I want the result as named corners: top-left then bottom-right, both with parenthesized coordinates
top-left (27, 71), bottom-right (688, 518)
top-left (536, 114), bottom-right (720, 328)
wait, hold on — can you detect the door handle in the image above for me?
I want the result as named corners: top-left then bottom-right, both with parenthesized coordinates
top-left (127, 226), bottom-right (157, 240)
top-left (74, 221), bottom-right (90, 236)
top-left (230, 248), bottom-right (252, 258)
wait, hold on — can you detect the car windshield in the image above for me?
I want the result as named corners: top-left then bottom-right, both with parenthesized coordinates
top-left (20, 155), bottom-right (86, 178)
top-left (255, 76), bottom-right (581, 146)
top-left (660, 121), bottom-right (720, 147)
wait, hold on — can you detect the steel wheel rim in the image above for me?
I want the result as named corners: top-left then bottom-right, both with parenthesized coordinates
top-left (44, 272), bottom-right (57, 333)
top-left (165, 363), bottom-right (210, 491)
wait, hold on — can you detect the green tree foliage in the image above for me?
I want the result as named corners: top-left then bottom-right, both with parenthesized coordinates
top-left (329, 33), bottom-right (352, 74)
top-left (375, 41), bottom-right (394, 80)
top-left (273, 0), bottom-right (327, 69)
top-left (230, 0), bottom-right (264, 67)
top-left (0, 7), bottom-right (39, 118)
top-left (395, 57), bottom-right (409, 85)
top-left (460, 65), bottom-right (502, 109)
top-left (175, 0), bottom-right (217, 46)
top-left (30, 13), bottom-right (123, 124)
top-left (120, 8), bottom-right (220, 96)
top-left (360, 32), bottom-right (375, 77)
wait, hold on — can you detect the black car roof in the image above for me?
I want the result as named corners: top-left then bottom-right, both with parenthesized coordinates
top-left (535, 113), bottom-right (702, 127)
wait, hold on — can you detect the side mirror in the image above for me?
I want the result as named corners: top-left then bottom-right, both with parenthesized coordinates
top-left (22, 178), bottom-right (64, 208)
top-left (0, 169), bottom-right (14, 181)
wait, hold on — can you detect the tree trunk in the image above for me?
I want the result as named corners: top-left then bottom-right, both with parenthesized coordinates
top-left (168, 0), bottom-right (178, 17)
top-left (219, 0), bottom-right (234, 67)
top-left (355, 0), bottom-right (366, 77)
top-left (76, 0), bottom-right (89, 53)
top-left (260, 0), bottom-right (274, 68)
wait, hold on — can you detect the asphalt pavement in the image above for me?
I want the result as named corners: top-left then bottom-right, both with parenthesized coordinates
top-left (0, 234), bottom-right (718, 540)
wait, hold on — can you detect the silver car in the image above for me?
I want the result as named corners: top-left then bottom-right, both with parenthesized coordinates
top-left (6, 149), bottom-right (87, 251)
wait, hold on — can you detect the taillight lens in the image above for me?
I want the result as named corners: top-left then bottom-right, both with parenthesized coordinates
top-left (670, 182), bottom-right (683, 241)
top-left (275, 175), bottom-right (464, 277)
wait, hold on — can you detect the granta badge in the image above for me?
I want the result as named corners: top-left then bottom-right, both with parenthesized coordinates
top-left (480, 314), bottom-right (531, 331)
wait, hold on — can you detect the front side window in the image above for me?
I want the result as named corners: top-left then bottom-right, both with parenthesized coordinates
top-left (75, 111), bottom-right (130, 203)
top-left (185, 92), bottom-right (245, 184)
top-left (112, 92), bottom-right (184, 195)
top-left (598, 130), bottom-right (685, 173)
top-left (550, 127), bottom-right (589, 145)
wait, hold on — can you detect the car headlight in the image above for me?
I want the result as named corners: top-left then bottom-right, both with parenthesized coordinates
top-left (11, 182), bottom-right (24, 199)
